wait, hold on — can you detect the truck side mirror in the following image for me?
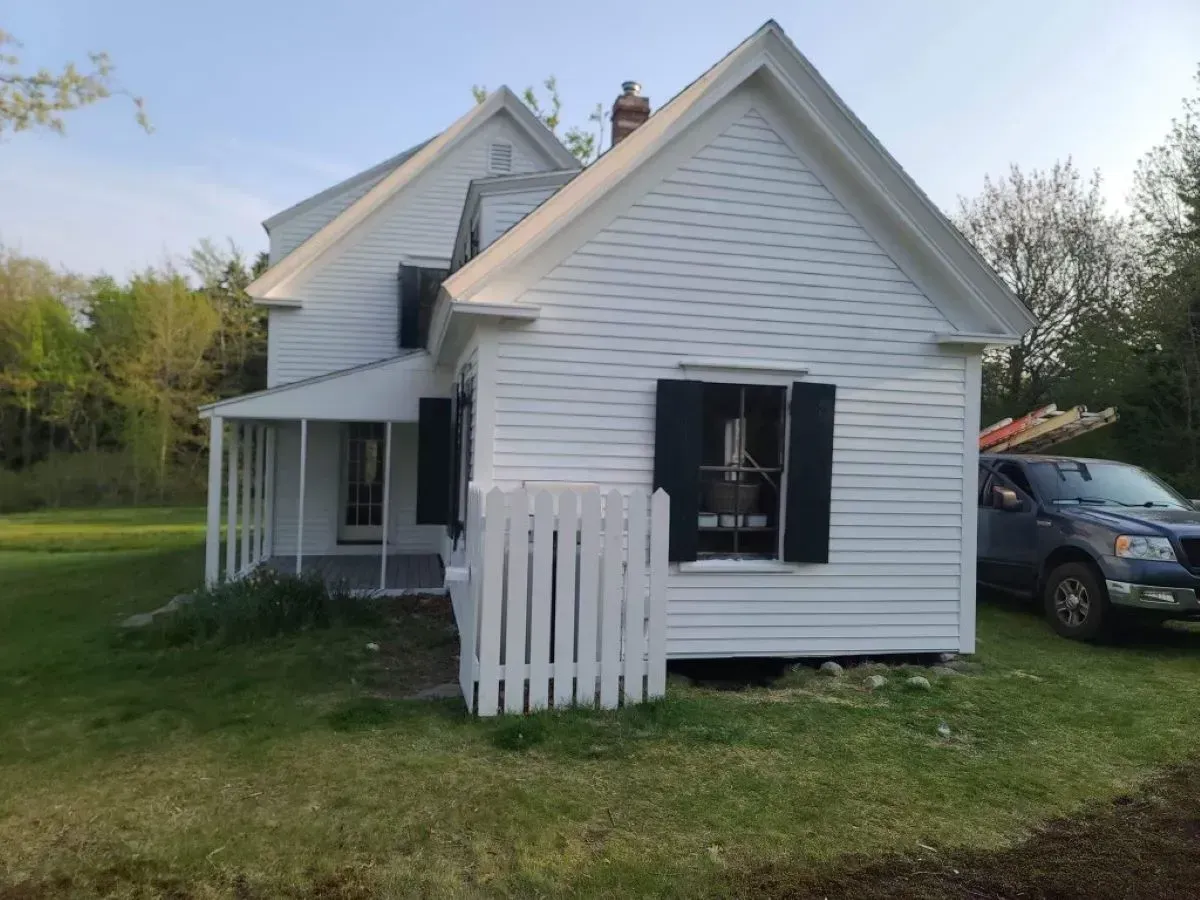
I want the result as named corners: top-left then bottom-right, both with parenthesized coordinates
top-left (992, 485), bottom-right (1022, 511)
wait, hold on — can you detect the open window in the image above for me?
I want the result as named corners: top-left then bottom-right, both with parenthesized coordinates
top-left (654, 379), bottom-right (836, 564)
top-left (398, 263), bottom-right (448, 350)
top-left (697, 383), bottom-right (786, 557)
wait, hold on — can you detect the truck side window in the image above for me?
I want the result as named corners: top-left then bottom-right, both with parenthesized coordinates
top-left (979, 466), bottom-right (995, 506)
top-left (997, 462), bottom-right (1035, 499)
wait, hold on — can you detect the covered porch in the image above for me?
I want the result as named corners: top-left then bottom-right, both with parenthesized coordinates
top-left (198, 353), bottom-right (450, 595)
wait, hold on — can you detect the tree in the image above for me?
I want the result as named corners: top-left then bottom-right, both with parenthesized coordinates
top-left (471, 77), bottom-right (604, 164)
top-left (0, 249), bottom-right (88, 466)
top-left (0, 27), bottom-right (148, 135)
top-left (91, 270), bottom-right (218, 498)
top-left (955, 161), bottom-right (1136, 420)
top-left (188, 240), bottom-right (268, 395)
top-left (1119, 69), bottom-right (1200, 488)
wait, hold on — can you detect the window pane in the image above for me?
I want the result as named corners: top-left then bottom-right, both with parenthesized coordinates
top-left (700, 383), bottom-right (743, 467)
top-left (742, 385), bottom-right (785, 470)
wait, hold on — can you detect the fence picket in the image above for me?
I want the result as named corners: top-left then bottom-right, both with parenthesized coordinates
top-left (553, 491), bottom-right (578, 707)
top-left (458, 486), bottom-right (483, 711)
top-left (599, 491), bottom-right (624, 709)
top-left (504, 489), bottom-right (530, 714)
top-left (477, 489), bottom-right (507, 716)
top-left (575, 492), bottom-right (602, 707)
top-left (623, 489), bottom-right (648, 704)
top-left (647, 489), bottom-right (670, 698)
top-left (455, 485), bottom-right (671, 717)
top-left (528, 491), bottom-right (554, 710)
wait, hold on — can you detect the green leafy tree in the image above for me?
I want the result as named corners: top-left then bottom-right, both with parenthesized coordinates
top-left (0, 27), bottom-right (149, 134)
top-left (189, 239), bottom-right (268, 395)
top-left (471, 77), bottom-right (603, 164)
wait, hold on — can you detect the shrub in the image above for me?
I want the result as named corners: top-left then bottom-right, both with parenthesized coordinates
top-left (157, 569), bottom-right (384, 646)
top-left (0, 450), bottom-right (206, 513)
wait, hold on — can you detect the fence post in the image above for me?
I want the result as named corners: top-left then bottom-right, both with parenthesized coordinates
top-left (647, 489), bottom-right (670, 698)
top-left (599, 490), bottom-right (624, 709)
top-left (575, 491), bottom-right (602, 708)
top-left (503, 490), bottom-right (530, 714)
top-left (458, 486), bottom-right (483, 711)
top-left (477, 488), bottom-right (507, 716)
top-left (528, 491), bottom-right (554, 710)
top-left (623, 489), bottom-right (648, 705)
top-left (553, 491), bottom-right (579, 707)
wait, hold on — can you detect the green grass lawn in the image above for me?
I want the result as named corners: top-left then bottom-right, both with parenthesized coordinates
top-left (3, 508), bottom-right (1200, 898)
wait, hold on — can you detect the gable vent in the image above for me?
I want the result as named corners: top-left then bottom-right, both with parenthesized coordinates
top-left (488, 141), bottom-right (513, 174)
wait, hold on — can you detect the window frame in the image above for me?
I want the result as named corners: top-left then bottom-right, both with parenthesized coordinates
top-left (449, 364), bottom-right (476, 541)
top-left (338, 421), bottom-right (387, 544)
top-left (695, 380), bottom-right (790, 561)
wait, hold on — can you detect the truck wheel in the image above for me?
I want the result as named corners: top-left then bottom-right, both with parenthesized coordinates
top-left (1043, 562), bottom-right (1112, 641)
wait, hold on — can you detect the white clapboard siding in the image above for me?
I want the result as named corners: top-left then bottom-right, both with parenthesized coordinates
top-left (489, 104), bottom-right (970, 657)
top-left (267, 117), bottom-right (553, 387)
top-left (454, 487), bottom-right (669, 717)
top-left (271, 420), bottom-right (441, 555)
top-left (480, 186), bottom-right (560, 249)
top-left (270, 164), bottom-right (399, 265)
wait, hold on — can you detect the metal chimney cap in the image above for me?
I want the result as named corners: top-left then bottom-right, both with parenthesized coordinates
top-left (621, 81), bottom-right (642, 96)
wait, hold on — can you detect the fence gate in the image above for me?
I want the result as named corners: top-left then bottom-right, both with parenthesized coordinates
top-left (450, 486), bottom-right (669, 716)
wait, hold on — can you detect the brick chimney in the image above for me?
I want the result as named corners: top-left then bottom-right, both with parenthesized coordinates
top-left (611, 81), bottom-right (650, 146)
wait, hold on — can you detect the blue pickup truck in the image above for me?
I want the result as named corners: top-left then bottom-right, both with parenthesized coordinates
top-left (978, 454), bottom-right (1200, 640)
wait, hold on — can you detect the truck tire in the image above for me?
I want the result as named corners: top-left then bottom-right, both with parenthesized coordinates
top-left (1043, 561), bottom-right (1112, 641)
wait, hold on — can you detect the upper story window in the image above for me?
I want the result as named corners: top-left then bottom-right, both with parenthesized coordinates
top-left (397, 263), bottom-right (447, 349)
top-left (468, 218), bottom-right (481, 260)
top-left (488, 141), bottom-right (513, 174)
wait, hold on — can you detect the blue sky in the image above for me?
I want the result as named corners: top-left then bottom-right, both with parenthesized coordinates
top-left (1, 0), bottom-right (1197, 276)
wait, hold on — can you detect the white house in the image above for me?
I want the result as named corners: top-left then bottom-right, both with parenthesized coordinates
top-left (200, 21), bottom-right (1035, 701)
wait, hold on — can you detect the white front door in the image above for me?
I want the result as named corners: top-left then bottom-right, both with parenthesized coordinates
top-left (339, 422), bottom-right (386, 543)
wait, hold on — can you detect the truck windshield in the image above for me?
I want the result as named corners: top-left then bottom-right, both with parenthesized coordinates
top-left (1027, 461), bottom-right (1190, 509)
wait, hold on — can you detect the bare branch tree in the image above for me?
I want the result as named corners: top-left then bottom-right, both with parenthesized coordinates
top-left (956, 160), bottom-right (1136, 414)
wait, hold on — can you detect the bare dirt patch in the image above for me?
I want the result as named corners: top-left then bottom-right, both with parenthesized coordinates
top-left (364, 594), bottom-right (460, 698)
top-left (734, 761), bottom-right (1200, 900)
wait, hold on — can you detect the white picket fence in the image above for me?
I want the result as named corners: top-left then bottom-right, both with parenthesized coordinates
top-left (449, 486), bottom-right (669, 716)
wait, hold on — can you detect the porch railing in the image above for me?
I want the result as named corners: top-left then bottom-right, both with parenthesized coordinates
top-left (450, 486), bottom-right (670, 716)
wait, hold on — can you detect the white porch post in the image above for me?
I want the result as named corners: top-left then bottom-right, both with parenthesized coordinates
top-left (264, 427), bottom-right (276, 559)
top-left (226, 422), bottom-right (240, 580)
top-left (254, 423), bottom-right (266, 564)
top-left (296, 418), bottom-right (308, 576)
top-left (380, 421), bottom-right (392, 590)
top-left (240, 421), bottom-right (253, 570)
top-left (205, 416), bottom-right (224, 586)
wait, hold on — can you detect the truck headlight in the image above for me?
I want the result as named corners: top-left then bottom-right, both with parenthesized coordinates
top-left (1114, 535), bottom-right (1177, 562)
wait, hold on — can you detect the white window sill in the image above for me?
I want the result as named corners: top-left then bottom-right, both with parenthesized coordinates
top-left (677, 559), bottom-right (799, 574)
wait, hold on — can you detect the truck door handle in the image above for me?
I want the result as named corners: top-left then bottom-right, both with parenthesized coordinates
top-left (1037, 519), bottom-right (1052, 527)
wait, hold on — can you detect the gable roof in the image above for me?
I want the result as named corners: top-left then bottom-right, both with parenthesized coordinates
top-left (248, 87), bottom-right (581, 303)
top-left (441, 20), bottom-right (1036, 340)
top-left (261, 139), bottom-right (431, 233)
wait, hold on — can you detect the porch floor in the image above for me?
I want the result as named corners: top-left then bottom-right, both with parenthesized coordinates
top-left (264, 554), bottom-right (443, 593)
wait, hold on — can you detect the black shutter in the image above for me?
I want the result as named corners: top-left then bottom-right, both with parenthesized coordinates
top-left (416, 397), bottom-right (452, 524)
top-left (653, 379), bottom-right (703, 562)
top-left (398, 264), bottom-right (420, 349)
top-left (783, 381), bottom-right (836, 563)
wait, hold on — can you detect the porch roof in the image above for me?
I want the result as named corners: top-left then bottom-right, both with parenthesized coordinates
top-left (199, 351), bottom-right (444, 422)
